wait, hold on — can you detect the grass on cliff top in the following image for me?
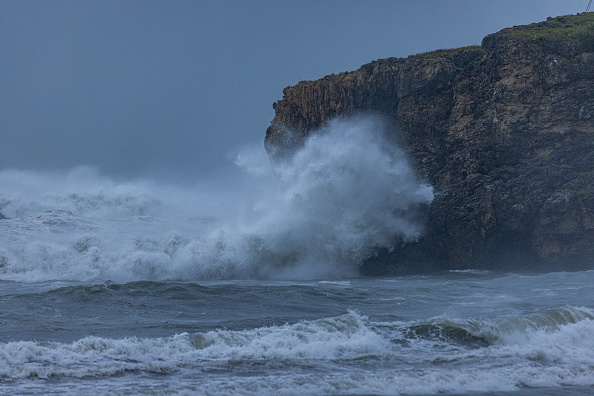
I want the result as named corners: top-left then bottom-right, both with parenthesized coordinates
top-left (508, 12), bottom-right (594, 51)
top-left (411, 45), bottom-right (482, 60)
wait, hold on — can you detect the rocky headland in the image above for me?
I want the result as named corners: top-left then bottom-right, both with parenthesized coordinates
top-left (265, 13), bottom-right (594, 274)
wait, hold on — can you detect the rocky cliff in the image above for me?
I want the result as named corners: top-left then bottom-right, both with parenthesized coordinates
top-left (265, 13), bottom-right (594, 274)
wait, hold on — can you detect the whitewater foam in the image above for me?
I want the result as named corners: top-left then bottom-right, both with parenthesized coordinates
top-left (1, 308), bottom-right (594, 394)
top-left (0, 116), bottom-right (433, 282)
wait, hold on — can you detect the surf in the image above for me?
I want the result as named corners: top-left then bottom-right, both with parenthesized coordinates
top-left (1, 307), bottom-right (593, 394)
top-left (0, 116), bottom-right (433, 282)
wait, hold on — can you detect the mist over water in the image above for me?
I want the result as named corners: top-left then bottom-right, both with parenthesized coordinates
top-left (0, 116), bottom-right (432, 282)
top-left (3, 117), bottom-right (594, 396)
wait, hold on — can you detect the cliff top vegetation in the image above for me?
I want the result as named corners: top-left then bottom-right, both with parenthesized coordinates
top-left (411, 12), bottom-right (594, 60)
top-left (498, 12), bottom-right (594, 52)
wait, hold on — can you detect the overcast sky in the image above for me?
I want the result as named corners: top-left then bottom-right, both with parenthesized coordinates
top-left (1, 0), bottom-right (589, 180)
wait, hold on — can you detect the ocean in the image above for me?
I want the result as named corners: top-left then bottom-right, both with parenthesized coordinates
top-left (1, 273), bottom-right (594, 395)
top-left (1, 117), bottom-right (593, 395)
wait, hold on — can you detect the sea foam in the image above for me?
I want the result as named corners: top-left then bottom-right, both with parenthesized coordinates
top-left (0, 116), bottom-right (433, 282)
top-left (1, 309), bottom-right (594, 395)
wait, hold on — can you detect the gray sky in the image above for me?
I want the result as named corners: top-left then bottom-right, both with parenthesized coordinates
top-left (0, 0), bottom-right (589, 180)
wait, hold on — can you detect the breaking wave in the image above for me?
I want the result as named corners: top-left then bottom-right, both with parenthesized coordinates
top-left (0, 116), bottom-right (433, 282)
top-left (1, 307), bottom-right (594, 395)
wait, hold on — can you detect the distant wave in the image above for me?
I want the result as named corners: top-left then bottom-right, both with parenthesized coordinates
top-left (0, 116), bottom-right (433, 282)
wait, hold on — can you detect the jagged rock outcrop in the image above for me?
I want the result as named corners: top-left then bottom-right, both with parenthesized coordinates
top-left (265, 13), bottom-right (594, 274)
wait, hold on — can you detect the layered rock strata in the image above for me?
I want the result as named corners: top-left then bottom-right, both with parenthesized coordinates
top-left (265, 13), bottom-right (594, 274)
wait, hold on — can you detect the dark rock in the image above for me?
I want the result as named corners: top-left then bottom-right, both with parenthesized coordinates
top-left (265, 13), bottom-right (594, 274)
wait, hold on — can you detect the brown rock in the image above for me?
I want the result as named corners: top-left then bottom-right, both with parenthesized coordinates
top-left (265, 13), bottom-right (594, 274)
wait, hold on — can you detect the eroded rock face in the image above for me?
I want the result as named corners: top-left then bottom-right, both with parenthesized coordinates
top-left (265, 14), bottom-right (594, 274)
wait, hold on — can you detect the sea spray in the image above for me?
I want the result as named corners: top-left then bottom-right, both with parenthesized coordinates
top-left (230, 115), bottom-right (434, 278)
top-left (0, 116), bottom-right (433, 281)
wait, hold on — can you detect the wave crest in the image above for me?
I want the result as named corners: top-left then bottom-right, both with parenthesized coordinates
top-left (0, 116), bottom-right (433, 281)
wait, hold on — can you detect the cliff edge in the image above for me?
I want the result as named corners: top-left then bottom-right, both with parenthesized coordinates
top-left (265, 13), bottom-right (594, 274)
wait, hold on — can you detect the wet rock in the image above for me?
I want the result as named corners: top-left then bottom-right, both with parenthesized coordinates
top-left (265, 13), bottom-right (594, 273)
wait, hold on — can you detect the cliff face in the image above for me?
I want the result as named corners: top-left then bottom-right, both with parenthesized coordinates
top-left (265, 14), bottom-right (594, 274)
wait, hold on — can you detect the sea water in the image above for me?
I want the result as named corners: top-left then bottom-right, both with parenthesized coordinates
top-left (0, 117), bottom-right (593, 395)
top-left (1, 275), bottom-right (594, 395)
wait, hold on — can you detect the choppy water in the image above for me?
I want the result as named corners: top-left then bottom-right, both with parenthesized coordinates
top-left (1, 273), bottom-right (594, 395)
top-left (1, 117), bottom-right (593, 394)
top-left (0, 117), bottom-right (432, 282)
